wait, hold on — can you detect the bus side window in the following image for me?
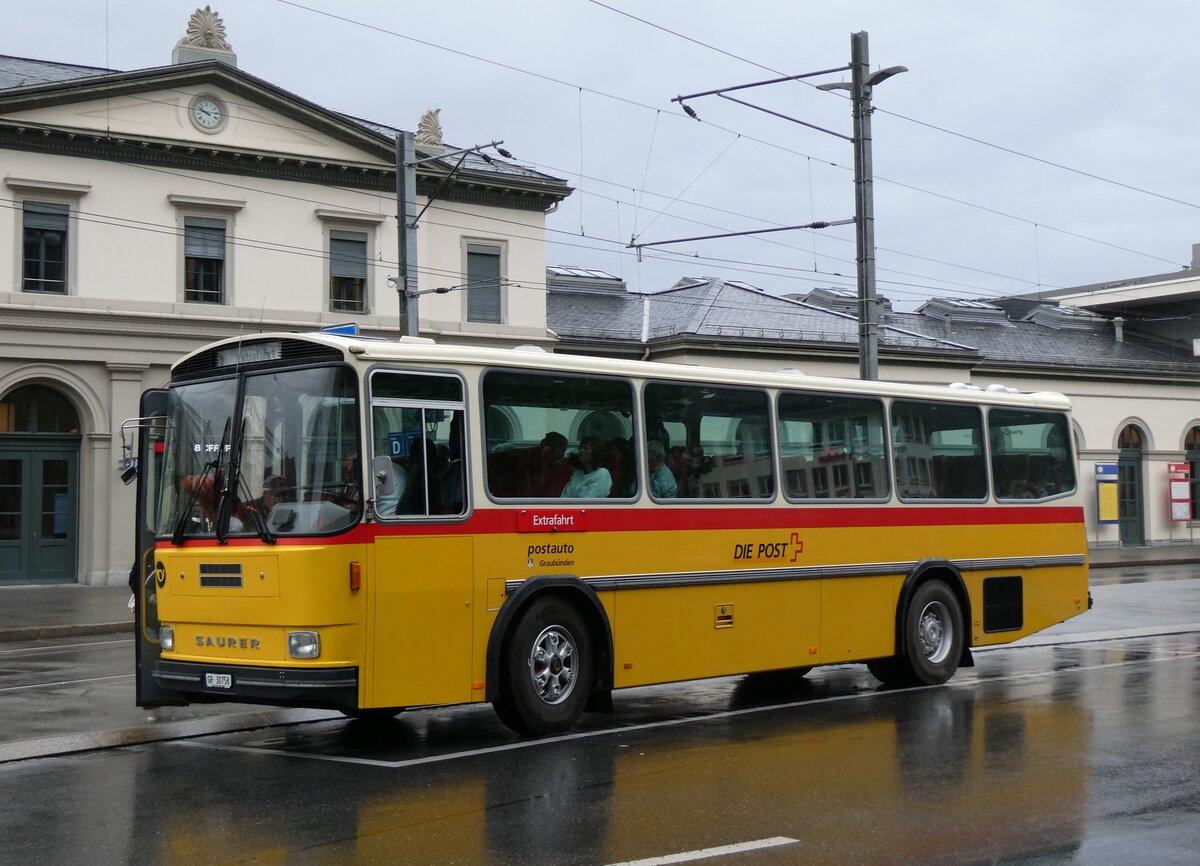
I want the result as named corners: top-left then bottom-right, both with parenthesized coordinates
top-left (892, 401), bottom-right (986, 501)
top-left (482, 368), bottom-right (636, 501)
top-left (368, 372), bottom-right (467, 518)
top-left (644, 382), bottom-right (772, 501)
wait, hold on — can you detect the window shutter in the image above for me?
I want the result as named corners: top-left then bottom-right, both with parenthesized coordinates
top-left (23, 202), bottom-right (69, 230)
top-left (184, 218), bottom-right (226, 258)
top-left (330, 231), bottom-right (367, 278)
top-left (467, 244), bottom-right (501, 323)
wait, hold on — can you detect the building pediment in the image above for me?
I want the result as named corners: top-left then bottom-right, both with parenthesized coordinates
top-left (0, 57), bottom-right (571, 206)
top-left (0, 61), bottom-right (394, 164)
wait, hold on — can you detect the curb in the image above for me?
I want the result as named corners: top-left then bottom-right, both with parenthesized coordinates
top-left (1089, 558), bottom-right (1200, 570)
top-left (0, 622), bottom-right (134, 643)
top-left (0, 707), bottom-right (340, 764)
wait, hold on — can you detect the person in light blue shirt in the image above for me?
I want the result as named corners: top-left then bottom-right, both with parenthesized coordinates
top-left (647, 439), bottom-right (677, 498)
top-left (560, 436), bottom-right (612, 498)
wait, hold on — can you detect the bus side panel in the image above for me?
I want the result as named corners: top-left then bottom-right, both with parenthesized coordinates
top-left (370, 535), bottom-right (475, 708)
top-left (969, 564), bottom-right (1089, 648)
top-left (818, 574), bottom-right (898, 664)
top-left (611, 580), bottom-right (821, 688)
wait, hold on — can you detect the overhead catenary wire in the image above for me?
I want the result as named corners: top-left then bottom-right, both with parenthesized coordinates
top-left (11, 20), bottom-right (1184, 289)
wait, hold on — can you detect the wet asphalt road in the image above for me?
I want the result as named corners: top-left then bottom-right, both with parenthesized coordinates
top-left (0, 571), bottom-right (1197, 865)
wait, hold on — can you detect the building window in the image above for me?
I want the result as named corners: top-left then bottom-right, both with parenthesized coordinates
top-left (184, 217), bottom-right (226, 304)
top-left (330, 230), bottom-right (368, 313)
top-left (466, 243), bottom-right (502, 323)
top-left (22, 202), bottom-right (69, 293)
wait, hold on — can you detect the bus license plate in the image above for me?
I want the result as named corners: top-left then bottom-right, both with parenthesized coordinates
top-left (204, 672), bottom-right (233, 689)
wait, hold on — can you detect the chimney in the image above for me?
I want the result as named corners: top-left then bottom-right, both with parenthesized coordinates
top-left (1113, 316), bottom-right (1124, 343)
top-left (172, 7), bottom-right (237, 67)
top-left (1193, 243), bottom-right (1200, 269)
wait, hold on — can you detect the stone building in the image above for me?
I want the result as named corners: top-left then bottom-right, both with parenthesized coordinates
top-left (0, 9), bottom-right (569, 584)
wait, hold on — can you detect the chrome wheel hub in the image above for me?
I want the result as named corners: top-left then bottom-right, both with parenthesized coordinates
top-left (917, 600), bottom-right (953, 664)
top-left (528, 625), bottom-right (577, 705)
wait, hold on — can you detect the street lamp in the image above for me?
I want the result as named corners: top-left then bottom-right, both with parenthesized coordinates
top-left (817, 32), bottom-right (907, 381)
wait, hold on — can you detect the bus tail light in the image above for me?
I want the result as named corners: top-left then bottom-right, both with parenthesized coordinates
top-left (288, 631), bottom-right (321, 659)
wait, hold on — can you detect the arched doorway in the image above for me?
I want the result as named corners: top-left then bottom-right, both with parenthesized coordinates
top-left (0, 384), bottom-right (81, 583)
top-left (1117, 424), bottom-right (1145, 548)
top-left (1186, 427), bottom-right (1200, 523)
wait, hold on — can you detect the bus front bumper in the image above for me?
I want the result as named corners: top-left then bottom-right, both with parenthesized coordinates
top-left (153, 660), bottom-right (358, 712)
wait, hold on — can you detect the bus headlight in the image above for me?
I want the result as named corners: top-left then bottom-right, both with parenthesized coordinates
top-left (287, 631), bottom-right (321, 659)
top-left (160, 624), bottom-right (174, 651)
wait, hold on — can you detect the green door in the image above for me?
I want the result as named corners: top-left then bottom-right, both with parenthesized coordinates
top-left (0, 444), bottom-right (78, 584)
top-left (1117, 448), bottom-right (1144, 548)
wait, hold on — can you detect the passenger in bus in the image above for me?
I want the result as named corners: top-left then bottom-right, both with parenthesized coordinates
top-left (532, 431), bottom-right (572, 497)
top-left (255, 474), bottom-right (290, 517)
top-left (340, 447), bottom-right (361, 503)
top-left (440, 416), bottom-right (466, 513)
top-left (560, 436), bottom-right (612, 498)
top-left (405, 437), bottom-right (442, 514)
top-left (647, 439), bottom-right (677, 498)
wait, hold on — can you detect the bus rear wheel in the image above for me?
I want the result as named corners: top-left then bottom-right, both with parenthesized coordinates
top-left (870, 580), bottom-right (964, 687)
top-left (494, 596), bottom-right (594, 736)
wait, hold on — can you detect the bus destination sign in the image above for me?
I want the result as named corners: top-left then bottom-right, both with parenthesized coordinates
top-left (216, 340), bottom-right (283, 368)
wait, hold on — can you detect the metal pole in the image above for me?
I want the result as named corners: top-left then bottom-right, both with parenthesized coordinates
top-left (851, 31), bottom-right (879, 380)
top-left (395, 130), bottom-right (419, 337)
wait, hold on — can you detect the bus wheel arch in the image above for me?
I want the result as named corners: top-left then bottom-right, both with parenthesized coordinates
top-left (873, 560), bottom-right (971, 686)
top-left (486, 576), bottom-right (613, 733)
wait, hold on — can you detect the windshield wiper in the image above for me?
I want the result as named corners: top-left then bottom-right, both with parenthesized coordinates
top-left (215, 417), bottom-right (242, 544)
top-left (171, 417), bottom-right (231, 546)
top-left (235, 448), bottom-right (276, 545)
top-left (170, 462), bottom-right (215, 546)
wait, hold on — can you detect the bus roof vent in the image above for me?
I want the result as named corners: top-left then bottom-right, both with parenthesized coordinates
top-left (513, 344), bottom-right (548, 353)
top-left (985, 383), bottom-right (1020, 394)
top-left (776, 368), bottom-right (805, 375)
top-left (398, 336), bottom-right (436, 345)
top-left (949, 382), bottom-right (980, 391)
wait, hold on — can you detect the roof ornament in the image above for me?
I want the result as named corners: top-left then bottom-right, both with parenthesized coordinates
top-left (416, 108), bottom-right (443, 146)
top-left (177, 6), bottom-right (233, 51)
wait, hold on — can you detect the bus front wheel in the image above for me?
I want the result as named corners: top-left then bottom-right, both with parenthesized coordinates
top-left (494, 596), bottom-right (594, 735)
top-left (871, 580), bottom-right (963, 687)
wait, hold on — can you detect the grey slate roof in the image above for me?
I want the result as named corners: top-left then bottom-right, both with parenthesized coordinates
top-left (888, 307), bottom-right (1200, 375)
top-left (549, 271), bottom-right (1200, 378)
top-left (549, 274), bottom-right (967, 353)
top-left (0, 56), bottom-right (113, 89)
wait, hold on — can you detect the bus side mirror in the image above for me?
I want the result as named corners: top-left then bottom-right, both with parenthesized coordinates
top-left (370, 455), bottom-right (394, 497)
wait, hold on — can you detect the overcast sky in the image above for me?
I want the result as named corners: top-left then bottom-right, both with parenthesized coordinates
top-left (7, 1), bottom-right (1200, 310)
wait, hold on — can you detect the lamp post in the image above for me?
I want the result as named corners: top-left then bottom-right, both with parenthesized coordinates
top-left (818, 32), bottom-right (906, 381)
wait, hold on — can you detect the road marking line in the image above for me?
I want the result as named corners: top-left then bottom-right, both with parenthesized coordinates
top-left (0, 674), bottom-right (132, 693)
top-left (604, 836), bottom-right (798, 865)
top-left (171, 648), bottom-right (1200, 770)
top-left (978, 624), bottom-right (1200, 651)
top-left (0, 639), bottom-right (134, 656)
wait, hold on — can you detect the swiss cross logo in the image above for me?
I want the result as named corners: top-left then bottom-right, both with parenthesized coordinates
top-left (789, 532), bottom-right (805, 562)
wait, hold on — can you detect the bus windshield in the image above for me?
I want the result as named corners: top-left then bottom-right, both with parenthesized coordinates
top-left (155, 365), bottom-right (360, 540)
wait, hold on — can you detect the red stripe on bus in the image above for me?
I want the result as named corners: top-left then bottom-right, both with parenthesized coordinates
top-left (172, 505), bottom-right (1084, 548)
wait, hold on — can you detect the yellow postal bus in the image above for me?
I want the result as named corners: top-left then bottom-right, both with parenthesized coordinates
top-left (129, 332), bottom-right (1090, 734)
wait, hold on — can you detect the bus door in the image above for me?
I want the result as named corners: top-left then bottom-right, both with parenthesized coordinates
top-left (128, 389), bottom-right (186, 707)
top-left (367, 372), bottom-right (472, 708)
